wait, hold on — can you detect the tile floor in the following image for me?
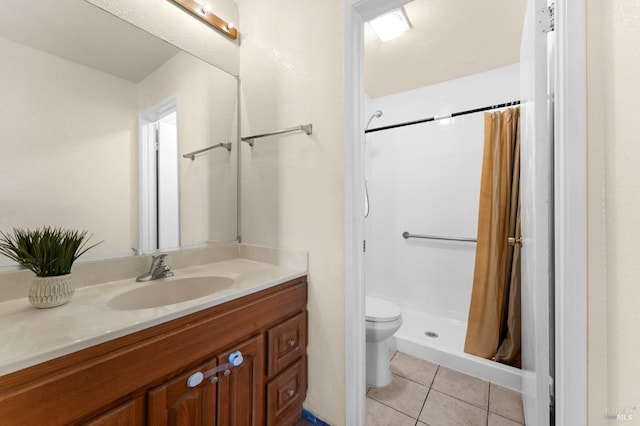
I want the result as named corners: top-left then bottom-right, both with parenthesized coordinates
top-left (366, 350), bottom-right (525, 426)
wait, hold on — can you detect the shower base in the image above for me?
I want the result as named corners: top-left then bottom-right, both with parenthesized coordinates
top-left (391, 307), bottom-right (522, 391)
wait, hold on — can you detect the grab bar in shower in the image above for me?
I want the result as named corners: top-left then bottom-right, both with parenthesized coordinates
top-left (402, 231), bottom-right (477, 243)
top-left (241, 123), bottom-right (313, 147)
top-left (183, 142), bottom-right (232, 160)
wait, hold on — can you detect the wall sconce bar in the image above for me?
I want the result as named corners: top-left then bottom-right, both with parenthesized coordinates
top-left (241, 124), bottom-right (313, 147)
top-left (168, 0), bottom-right (238, 40)
top-left (183, 142), bottom-right (232, 160)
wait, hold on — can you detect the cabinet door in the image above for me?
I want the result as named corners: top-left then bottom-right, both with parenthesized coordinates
top-left (148, 359), bottom-right (218, 426)
top-left (82, 396), bottom-right (144, 426)
top-left (216, 335), bottom-right (265, 426)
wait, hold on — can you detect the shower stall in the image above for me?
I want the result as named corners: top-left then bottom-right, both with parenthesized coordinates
top-left (364, 64), bottom-right (522, 390)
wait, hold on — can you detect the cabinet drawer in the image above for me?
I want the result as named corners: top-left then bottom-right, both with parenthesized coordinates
top-left (266, 358), bottom-right (306, 426)
top-left (267, 312), bottom-right (306, 377)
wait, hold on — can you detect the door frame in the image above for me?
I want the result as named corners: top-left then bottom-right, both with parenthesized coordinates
top-left (138, 95), bottom-right (178, 252)
top-left (342, 1), bottom-right (587, 424)
top-left (552, 3), bottom-right (587, 425)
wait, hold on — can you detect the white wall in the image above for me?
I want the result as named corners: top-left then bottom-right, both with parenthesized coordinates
top-left (586, 1), bottom-right (640, 423)
top-left (237, 0), bottom-right (345, 424)
top-left (0, 37), bottom-right (139, 263)
top-left (365, 65), bottom-right (519, 321)
top-left (137, 52), bottom-right (238, 246)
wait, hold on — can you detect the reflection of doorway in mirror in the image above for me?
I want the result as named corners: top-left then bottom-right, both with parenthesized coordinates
top-left (139, 96), bottom-right (180, 252)
top-left (157, 112), bottom-right (180, 249)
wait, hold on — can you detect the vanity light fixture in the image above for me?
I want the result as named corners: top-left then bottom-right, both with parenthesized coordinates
top-left (368, 7), bottom-right (411, 42)
top-left (168, 0), bottom-right (238, 40)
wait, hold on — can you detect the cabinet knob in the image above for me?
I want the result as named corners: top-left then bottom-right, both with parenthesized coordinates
top-left (224, 369), bottom-right (231, 376)
top-left (209, 376), bottom-right (219, 384)
top-left (287, 389), bottom-right (295, 398)
top-left (287, 339), bottom-right (296, 347)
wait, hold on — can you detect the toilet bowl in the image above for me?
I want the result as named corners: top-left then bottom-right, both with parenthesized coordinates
top-left (366, 296), bottom-right (403, 387)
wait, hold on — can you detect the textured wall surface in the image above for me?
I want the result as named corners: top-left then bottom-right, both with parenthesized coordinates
top-left (587, 0), bottom-right (640, 423)
top-left (237, 0), bottom-right (346, 424)
top-left (0, 37), bottom-right (138, 261)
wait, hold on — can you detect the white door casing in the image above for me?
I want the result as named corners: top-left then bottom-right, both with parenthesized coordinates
top-left (519, 1), bottom-right (554, 425)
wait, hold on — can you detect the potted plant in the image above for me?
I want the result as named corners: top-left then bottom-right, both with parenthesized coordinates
top-left (0, 227), bottom-right (101, 308)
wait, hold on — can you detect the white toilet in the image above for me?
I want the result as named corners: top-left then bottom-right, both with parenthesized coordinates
top-left (366, 296), bottom-right (403, 387)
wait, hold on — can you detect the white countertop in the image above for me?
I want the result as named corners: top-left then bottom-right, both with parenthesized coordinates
top-left (0, 258), bottom-right (306, 376)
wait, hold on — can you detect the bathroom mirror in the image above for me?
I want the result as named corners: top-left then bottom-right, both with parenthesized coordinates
top-left (0, 0), bottom-right (238, 267)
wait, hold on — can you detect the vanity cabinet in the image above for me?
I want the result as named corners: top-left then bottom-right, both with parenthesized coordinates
top-left (148, 335), bottom-right (265, 426)
top-left (0, 277), bottom-right (307, 426)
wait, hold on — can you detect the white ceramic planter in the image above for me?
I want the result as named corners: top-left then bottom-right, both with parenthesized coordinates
top-left (29, 274), bottom-right (74, 308)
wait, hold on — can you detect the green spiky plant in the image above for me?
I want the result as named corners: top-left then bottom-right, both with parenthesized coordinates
top-left (0, 227), bottom-right (102, 277)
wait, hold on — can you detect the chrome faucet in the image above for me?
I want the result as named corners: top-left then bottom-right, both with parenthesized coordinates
top-left (136, 253), bottom-right (174, 282)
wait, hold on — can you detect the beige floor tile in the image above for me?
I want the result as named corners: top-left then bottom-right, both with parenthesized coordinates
top-left (431, 367), bottom-right (489, 409)
top-left (419, 389), bottom-right (487, 426)
top-left (391, 352), bottom-right (438, 387)
top-left (488, 412), bottom-right (524, 426)
top-left (366, 397), bottom-right (417, 426)
top-left (368, 374), bottom-right (429, 418)
top-left (489, 384), bottom-right (525, 424)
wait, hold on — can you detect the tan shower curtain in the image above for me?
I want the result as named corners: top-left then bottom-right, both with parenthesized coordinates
top-left (464, 107), bottom-right (521, 367)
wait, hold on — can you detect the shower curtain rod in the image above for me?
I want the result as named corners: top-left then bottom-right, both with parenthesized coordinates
top-left (364, 100), bottom-right (520, 134)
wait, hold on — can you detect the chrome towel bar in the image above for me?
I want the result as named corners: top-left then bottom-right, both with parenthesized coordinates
top-left (183, 142), bottom-right (232, 160)
top-left (241, 123), bottom-right (312, 147)
top-left (402, 231), bottom-right (477, 243)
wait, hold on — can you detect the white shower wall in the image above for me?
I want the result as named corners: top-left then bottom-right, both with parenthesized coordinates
top-left (365, 64), bottom-right (520, 322)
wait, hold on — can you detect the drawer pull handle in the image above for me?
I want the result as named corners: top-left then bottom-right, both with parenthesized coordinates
top-left (287, 339), bottom-right (296, 347)
top-left (287, 389), bottom-right (295, 398)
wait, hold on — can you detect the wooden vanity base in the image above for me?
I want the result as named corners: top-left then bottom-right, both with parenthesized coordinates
top-left (0, 277), bottom-right (308, 426)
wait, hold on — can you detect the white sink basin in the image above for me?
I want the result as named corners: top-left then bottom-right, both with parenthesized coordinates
top-left (107, 276), bottom-right (234, 310)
